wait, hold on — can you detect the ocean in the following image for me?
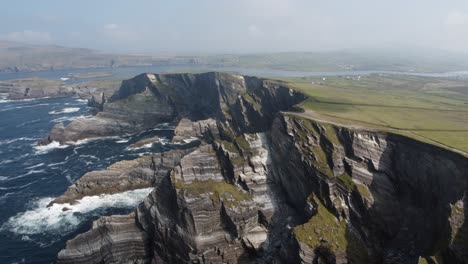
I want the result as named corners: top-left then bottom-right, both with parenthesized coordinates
top-left (0, 95), bottom-right (184, 263)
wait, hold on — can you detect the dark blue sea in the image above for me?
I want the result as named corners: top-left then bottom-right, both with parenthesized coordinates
top-left (0, 94), bottom-right (184, 263)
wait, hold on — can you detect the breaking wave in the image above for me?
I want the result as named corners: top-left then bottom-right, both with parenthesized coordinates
top-left (48, 107), bottom-right (80, 115)
top-left (34, 141), bottom-right (70, 154)
top-left (1, 188), bottom-right (153, 235)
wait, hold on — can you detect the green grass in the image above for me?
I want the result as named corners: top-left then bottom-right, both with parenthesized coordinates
top-left (294, 194), bottom-right (368, 262)
top-left (283, 75), bottom-right (468, 153)
top-left (173, 179), bottom-right (250, 207)
top-left (337, 172), bottom-right (355, 191)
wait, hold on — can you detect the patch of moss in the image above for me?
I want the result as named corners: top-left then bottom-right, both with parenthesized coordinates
top-left (356, 184), bottom-right (372, 200)
top-left (235, 136), bottom-right (250, 150)
top-left (322, 123), bottom-right (341, 146)
top-left (294, 195), bottom-right (368, 262)
top-left (230, 155), bottom-right (245, 166)
top-left (311, 145), bottom-right (334, 177)
top-left (242, 93), bottom-right (262, 110)
top-left (218, 140), bottom-right (238, 153)
top-left (174, 178), bottom-right (250, 207)
top-left (337, 172), bottom-right (355, 191)
top-left (221, 128), bottom-right (236, 142)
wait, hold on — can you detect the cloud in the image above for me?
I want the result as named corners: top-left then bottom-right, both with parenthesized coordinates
top-left (0, 30), bottom-right (52, 44)
top-left (445, 12), bottom-right (468, 25)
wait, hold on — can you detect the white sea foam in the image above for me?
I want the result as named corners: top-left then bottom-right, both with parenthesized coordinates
top-left (79, 154), bottom-right (99, 160)
top-left (116, 138), bottom-right (130, 143)
top-left (47, 161), bottom-right (67, 167)
top-left (4, 170), bottom-right (45, 181)
top-left (126, 142), bottom-right (154, 150)
top-left (69, 135), bottom-right (120, 146)
top-left (16, 119), bottom-right (42, 127)
top-left (34, 141), bottom-right (70, 154)
top-left (0, 159), bottom-right (14, 165)
top-left (75, 98), bottom-right (88, 103)
top-left (0, 103), bottom-right (51, 112)
top-left (51, 115), bottom-right (90, 123)
top-left (48, 107), bottom-right (80, 115)
top-left (25, 163), bottom-right (45, 169)
top-left (0, 137), bottom-right (37, 145)
top-left (0, 176), bottom-right (8, 181)
top-left (1, 188), bottom-right (153, 235)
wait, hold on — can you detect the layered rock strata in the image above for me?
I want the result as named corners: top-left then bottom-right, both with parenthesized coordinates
top-left (50, 149), bottom-right (189, 205)
top-left (41, 72), bottom-right (305, 144)
top-left (53, 72), bottom-right (468, 264)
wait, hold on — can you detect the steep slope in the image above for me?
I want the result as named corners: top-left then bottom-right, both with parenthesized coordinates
top-left (53, 72), bottom-right (468, 264)
top-left (41, 72), bottom-right (304, 144)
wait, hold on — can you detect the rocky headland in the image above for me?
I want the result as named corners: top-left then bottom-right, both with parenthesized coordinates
top-left (0, 78), bottom-right (121, 107)
top-left (47, 72), bottom-right (468, 264)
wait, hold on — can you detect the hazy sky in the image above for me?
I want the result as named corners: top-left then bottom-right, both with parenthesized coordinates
top-left (1, 0), bottom-right (468, 54)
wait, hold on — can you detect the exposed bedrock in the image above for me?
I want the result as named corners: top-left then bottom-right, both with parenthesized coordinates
top-left (55, 72), bottom-right (468, 264)
top-left (49, 149), bottom-right (190, 206)
top-left (270, 114), bottom-right (468, 264)
top-left (41, 72), bottom-right (305, 144)
top-left (57, 213), bottom-right (151, 264)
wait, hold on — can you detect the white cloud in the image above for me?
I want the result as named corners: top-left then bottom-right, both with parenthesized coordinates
top-left (445, 12), bottom-right (468, 25)
top-left (0, 30), bottom-right (52, 44)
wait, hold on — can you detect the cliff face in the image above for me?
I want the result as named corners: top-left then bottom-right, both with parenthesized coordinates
top-left (41, 72), bottom-right (304, 144)
top-left (270, 115), bottom-right (468, 264)
top-left (54, 72), bottom-right (468, 264)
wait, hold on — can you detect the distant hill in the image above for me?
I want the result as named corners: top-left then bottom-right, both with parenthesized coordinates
top-left (193, 48), bottom-right (468, 73)
top-left (0, 40), bottom-right (186, 73)
top-left (2, 40), bottom-right (468, 73)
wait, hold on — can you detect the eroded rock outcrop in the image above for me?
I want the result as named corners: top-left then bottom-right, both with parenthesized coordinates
top-left (50, 150), bottom-right (189, 206)
top-left (41, 72), bottom-right (305, 144)
top-left (270, 114), bottom-right (468, 264)
top-left (54, 72), bottom-right (468, 264)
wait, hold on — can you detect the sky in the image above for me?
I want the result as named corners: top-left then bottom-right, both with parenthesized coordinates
top-left (1, 0), bottom-right (468, 54)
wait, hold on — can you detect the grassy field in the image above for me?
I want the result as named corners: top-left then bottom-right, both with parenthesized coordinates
top-left (282, 74), bottom-right (468, 153)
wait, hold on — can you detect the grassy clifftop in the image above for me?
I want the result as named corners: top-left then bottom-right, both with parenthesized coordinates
top-left (283, 74), bottom-right (468, 153)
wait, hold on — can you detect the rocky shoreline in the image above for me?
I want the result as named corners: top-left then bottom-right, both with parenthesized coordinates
top-left (45, 72), bottom-right (468, 263)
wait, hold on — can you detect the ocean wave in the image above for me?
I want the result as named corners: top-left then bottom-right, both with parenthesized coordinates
top-left (0, 137), bottom-right (38, 145)
top-left (1, 188), bottom-right (153, 235)
top-left (48, 107), bottom-right (81, 115)
top-left (16, 119), bottom-right (42, 127)
top-left (79, 154), bottom-right (99, 160)
top-left (126, 142), bottom-right (154, 150)
top-left (0, 159), bottom-right (14, 165)
top-left (25, 163), bottom-right (45, 169)
top-left (75, 98), bottom-right (88, 103)
top-left (2, 170), bottom-right (45, 181)
top-left (115, 138), bottom-right (130, 143)
top-left (0, 192), bottom-right (14, 202)
top-left (0, 103), bottom-right (52, 112)
top-left (34, 141), bottom-right (70, 154)
top-left (47, 161), bottom-right (67, 167)
top-left (63, 135), bottom-right (121, 146)
top-left (51, 115), bottom-right (90, 123)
